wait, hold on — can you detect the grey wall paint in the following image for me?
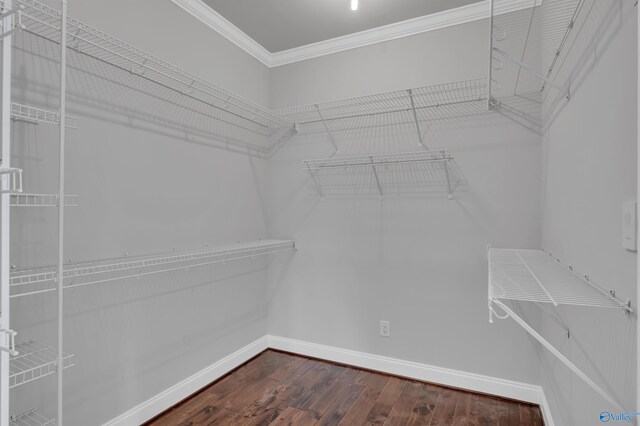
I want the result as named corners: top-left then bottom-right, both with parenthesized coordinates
top-left (266, 119), bottom-right (543, 386)
top-left (269, 19), bottom-right (489, 108)
top-left (66, 0), bottom-right (270, 106)
top-left (539, 1), bottom-right (638, 424)
top-left (266, 19), bottom-right (543, 387)
top-left (7, 1), bottom-right (637, 424)
top-left (9, 0), bottom-right (273, 424)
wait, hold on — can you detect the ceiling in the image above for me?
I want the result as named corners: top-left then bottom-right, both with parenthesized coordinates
top-left (202, 0), bottom-right (483, 53)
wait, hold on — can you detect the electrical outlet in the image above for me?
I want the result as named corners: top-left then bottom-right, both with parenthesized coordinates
top-left (379, 321), bottom-right (390, 337)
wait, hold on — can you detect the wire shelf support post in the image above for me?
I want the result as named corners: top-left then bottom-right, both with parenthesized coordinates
top-left (0, 0), bottom-right (14, 422)
top-left (56, 1), bottom-right (67, 424)
top-left (487, 0), bottom-right (495, 110)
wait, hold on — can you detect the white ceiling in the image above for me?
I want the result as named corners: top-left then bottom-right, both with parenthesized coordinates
top-left (202, 0), bottom-right (483, 53)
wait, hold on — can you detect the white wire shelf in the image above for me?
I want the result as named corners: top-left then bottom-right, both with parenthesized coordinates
top-left (10, 239), bottom-right (295, 297)
top-left (11, 103), bottom-right (79, 129)
top-left (488, 248), bottom-right (630, 311)
top-left (489, 0), bottom-right (623, 130)
top-left (6, 0), bottom-right (292, 154)
top-left (10, 409), bottom-right (55, 426)
top-left (277, 79), bottom-right (487, 123)
top-left (487, 247), bottom-right (630, 410)
top-left (303, 150), bottom-right (463, 199)
top-left (10, 340), bottom-right (74, 388)
top-left (11, 193), bottom-right (78, 207)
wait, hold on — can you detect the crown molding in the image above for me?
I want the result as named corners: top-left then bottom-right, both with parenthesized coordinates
top-left (171, 0), bottom-right (539, 68)
top-left (170, 0), bottom-right (272, 66)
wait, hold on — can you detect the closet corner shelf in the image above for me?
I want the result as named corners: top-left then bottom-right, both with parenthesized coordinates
top-left (11, 102), bottom-right (79, 129)
top-left (10, 340), bottom-right (74, 388)
top-left (488, 0), bottom-right (601, 130)
top-left (11, 193), bottom-right (79, 207)
top-left (303, 150), bottom-right (459, 199)
top-left (10, 409), bottom-right (55, 426)
top-left (9, 239), bottom-right (295, 297)
top-left (487, 246), bottom-right (629, 411)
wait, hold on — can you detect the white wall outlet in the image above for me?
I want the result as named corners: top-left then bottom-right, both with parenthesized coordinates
top-left (622, 201), bottom-right (637, 251)
top-left (379, 320), bottom-right (390, 337)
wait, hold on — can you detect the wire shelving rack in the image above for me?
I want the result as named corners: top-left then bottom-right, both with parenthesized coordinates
top-left (489, 248), bottom-right (629, 311)
top-left (488, 0), bottom-right (625, 131)
top-left (278, 79), bottom-right (487, 150)
top-left (10, 240), bottom-right (296, 298)
top-left (10, 194), bottom-right (78, 207)
top-left (3, 0), bottom-right (293, 155)
top-left (487, 247), bottom-right (631, 411)
top-left (303, 150), bottom-right (463, 199)
top-left (10, 409), bottom-right (55, 426)
top-left (10, 103), bottom-right (78, 129)
top-left (10, 340), bottom-right (74, 389)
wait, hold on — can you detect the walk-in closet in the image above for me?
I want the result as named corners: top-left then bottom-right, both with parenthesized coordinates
top-left (0, 0), bottom-right (637, 425)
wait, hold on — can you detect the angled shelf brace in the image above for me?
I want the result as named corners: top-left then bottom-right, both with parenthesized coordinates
top-left (11, 193), bottom-right (78, 207)
top-left (9, 239), bottom-right (296, 298)
top-left (10, 409), bottom-right (55, 426)
top-left (488, 247), bottom-right (631, 410)
top-left (0, 4), bottom-right (25, 40)
top-left (492, 47), bottom-right (570, 101)
top-left (407, 89), bottom-right (428, 149)
top-left (303, 150), bottom-right (458, 199)
top-left (314, 105), bottom-right (339, 154)
top-left (11, 103), bottom-right (79, 130)
top-left (10, 340), bottom-right (74, 388)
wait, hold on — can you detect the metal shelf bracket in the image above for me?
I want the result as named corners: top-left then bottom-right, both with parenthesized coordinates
top-left (0, 5), bottom-right (24, 40)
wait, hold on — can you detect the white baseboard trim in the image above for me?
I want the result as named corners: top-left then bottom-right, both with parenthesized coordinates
top-left (268, 335), bottom-right (554, 424)
top-left (538, 389), bottom-right (556, 426)
top-left (103, 336), bottom-right (269, 426)
top-left (103, 334), bottom-right (555, 426)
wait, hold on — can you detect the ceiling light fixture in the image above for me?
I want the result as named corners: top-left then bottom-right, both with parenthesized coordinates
top-left (351, 0), bottom-right (358, 11)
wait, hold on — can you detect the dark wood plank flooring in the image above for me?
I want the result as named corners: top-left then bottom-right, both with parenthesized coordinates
top-left (146, 350), bottom-right (543, 426)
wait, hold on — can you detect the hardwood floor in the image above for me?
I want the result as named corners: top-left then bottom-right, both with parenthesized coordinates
top-left (146, 350), bottom-right (544, 426)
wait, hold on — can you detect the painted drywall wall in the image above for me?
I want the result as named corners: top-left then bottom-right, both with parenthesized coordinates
top-left (269, 19), bottom-right (489, 108)
top-left (8, 0), bottom-right (274, 424)
top-left (67, 0), bottom-right (270, 106)
top-left (266, 19), bottom-right (543, 388)
top-left (540, 1), bottom-right (638, 424)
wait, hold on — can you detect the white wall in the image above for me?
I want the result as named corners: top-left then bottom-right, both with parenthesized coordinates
top-left (9, 0), bottom-right (273, 424)
top-left (540, 1), bottom-right (637, 424)
top-left (267, 20), bottom-right (543, 388)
